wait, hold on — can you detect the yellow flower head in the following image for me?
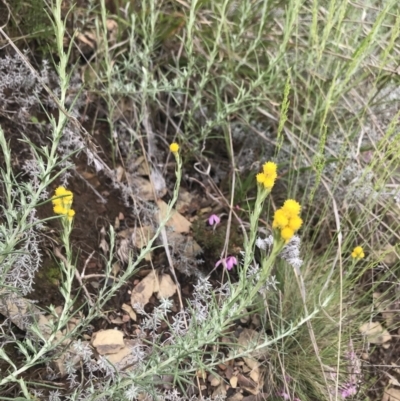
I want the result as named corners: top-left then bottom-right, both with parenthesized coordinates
top-left (52, 198), bottom-right (62, 207)
top-left (53, 186), bottom-right (73, 205)
top-left (67, 209), bottom-right (75, 221)
top-left (256, 172), bottom-right (266, 184)
top-left (282, 199), bottom-right (301, 218)
top-left (170, 142), bottom-right (180, 153)
top-left (53, 204), bottom-right (66, 215)
top-left (263, 161), bottom-right (277, 177)
top-left (52, 186), bottom-right (74, 219)
top-left (55, 187), bottom-right (65, 196)
top-left (351, 246), bottom-right (365, 259)
top-left (281, 227), bottom-right (295, 242)
top-left (272, 199), bottom-right (302, 242)
top-left (257, 161), bottom-right (278, 190)
top-left (272, 209), bottom-right (289, 229)
top-left (288, 216), bottom-right (303, 231)
top-left (263, 177), bottom-right (276, 190)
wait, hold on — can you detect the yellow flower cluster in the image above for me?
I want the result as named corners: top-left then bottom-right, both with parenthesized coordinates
top-left (256, 161), bottom-right (278, 190)
top-left (272, 199), bottom-right (303, 242)
top-left (351, 246), bottom-right (365, 259)
top-left (52, 186), bottom-right (75, 221)
top-left (170, 142), bottom-right (180, 153)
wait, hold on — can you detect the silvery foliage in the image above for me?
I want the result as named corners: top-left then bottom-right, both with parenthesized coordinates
top-left (247, 260), bottom-right (279, 294)
top-left (49, 390), bottom-right (63, 401)
top-left (59, 338), bottom-right (149, 399)
top-left (48, 72), bottom-right (98, 180)
top-left (160, 389), bottom-right (226, 401)
top-left (136, 276), bottom-right (215, 347)
top-left (1, 158), bottom-right (49, 299)
top-left (0, 52), bottom-right (99, 180)
top-left (248, 237), bottom-right (280, 294)
top-left (0, 53), bottom-right (87, 297)
top-left (279, 235), bottom-right (304, 273)
top-left (162, 389), bottom-right (183, 401)
top-left (339, 165), bottom-right (377, 203)
top-left (134, 298), bottom-right (174, 339)
top-left (214, 281), bottom-right (231, 299)
top-left (0, 53), bottom-right (50, 121)
top-left (67, 372), bottom-right (79, 388)
top-left (31, 389), bottom-right (44, 399)
top-left (72, 385), bottom-right (109, 401)
top-left (0, 208), bottom-right (42, 295)
top-left (72, 339), bottom-right (94, 363)
top-left (188, 276), bottom-right (214, 323)
top-left (161, 390), bottom-right (194, 401)
top-left (97, 356), bottom-right (118, 378)
top-left (171, 309), bottom-right (190, 337)
top-left (255, 235), bottom-right (274, 250)
top-left (162, 390), bottom-right (226, 401)
top-left (0, 54), bottom-right (84, 161)
top-left (192, 277), bottom-right (213, 302)
top-left (255, 234), bottom-right (303, 274)
top-left (124, 384), bottom-right (140, 401)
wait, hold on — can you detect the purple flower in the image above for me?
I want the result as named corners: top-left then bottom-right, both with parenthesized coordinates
top-left (215, 256), bottom-right (237, 271)
top-left (341, 384), bottom-right (357, 398)
top-left (278, 391), bottom-right (301, 401)
top-left (208, 214), bottom-right (221, 226)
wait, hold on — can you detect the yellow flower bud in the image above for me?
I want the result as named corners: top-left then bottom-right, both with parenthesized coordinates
top-left (288, 216), bottom-right (303, 231)
top-left (282, 199), bottom-right (301, 217)
top-left (273, 209), bottom-right (289, 229)
top-left (256, 172), bottom-right (266, 184)
top-left (263, 161), bottom-right (277, 177)
top-left (55, 186), bottom-right (67, 196)
top-left (53, 204), bottom-right (66, 215)
top-left (263, 177), bottom-right (276, 190)
top-left (281, 227), bottom-right (295, 242)
top-left (351, 246), bottom-right (365, 259)
top-left (52, 198), bottom-right (62, 207)
top-left (170, 142), bottom-right (179, 153)
top-left (52, 187), bottom-right (75, 220)
top-left (256, 161), bottom-right (277, 190)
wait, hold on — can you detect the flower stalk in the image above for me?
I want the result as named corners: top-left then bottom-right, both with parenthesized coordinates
top-left (242, 162), bottom-right (278, 277)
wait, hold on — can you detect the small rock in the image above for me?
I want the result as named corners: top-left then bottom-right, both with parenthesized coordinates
top-left (359, 322), bottom-right (391, 344)
top-left (92, 329), bottom-right (125, 355)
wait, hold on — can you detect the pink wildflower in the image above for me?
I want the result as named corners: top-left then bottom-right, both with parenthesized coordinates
top-left (208, 214), bottom-right (221, 226)
top-left (341, 384), bottom-right (357, 398)
top-left (278, 391), bottom-right (301, 401)
top-left (215, 256), bottom-right (237, 271)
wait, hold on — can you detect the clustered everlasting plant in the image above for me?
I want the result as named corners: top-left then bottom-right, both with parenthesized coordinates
top-left (251, 162), bottom-right (304, 259)
top-left (273, 199), bottom-right (303, 243)
top-left (256, 161), bottom-right (278, 190)
top-left (351, 246), bottom-right (365, 259)
top-left (250, 162), bottom-right (303, 264)
top-left (52, 186), bottom-right (75, 221)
